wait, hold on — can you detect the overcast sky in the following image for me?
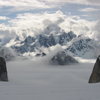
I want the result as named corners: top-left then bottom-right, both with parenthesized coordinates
top-left (0, 0), bottom-right (100, 41)
top-left (0, 0), bottom-right (99, 19)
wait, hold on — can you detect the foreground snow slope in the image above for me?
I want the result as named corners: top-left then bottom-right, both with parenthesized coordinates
top-left (0, 59), bottom-right (100, 100)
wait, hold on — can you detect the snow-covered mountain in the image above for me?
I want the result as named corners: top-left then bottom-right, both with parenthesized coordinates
top-left (2, 24), bottom-right (100, 59)
top-left (6, 31), bottom-right (76, 54)
top-left (66, 36), bottom-right (100, 59)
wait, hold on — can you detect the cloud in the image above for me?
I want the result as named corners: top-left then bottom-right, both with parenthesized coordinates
top-left (80, 7), bottom-right (100, 12)
top-left (60, 15), bottom-right (96, 36)
top-left (0, 0), bottom-right (100, 13)
top-left (0, 16), bottom-right (9, 20)
top-left (87, 0), bottom-right (100, 5)
top-left (43, 0), bottom-right (87, 4)
top-left (92, 20), bottom-right (100, 41)
top-left (0, 23), bottom-right (16, 45)
top-left (0, 10), bottom-right (96, 43)
top-left (43, 0), bottom-right (100, 6)
top-left (8, 11), bottom-right (66, 38)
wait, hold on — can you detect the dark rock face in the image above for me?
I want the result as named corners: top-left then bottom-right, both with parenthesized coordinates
top-left (0, 57), bottom-right (8, 81)
top-left (38, 34), bottom-right (56, 47)
top-left (51, 51), bottom-right (78, 65)
top-left (35, 52), bottom-right (46, 57)
top-left (12, 31), bottom-right (76, 54)
top-left (67, 38), bottom-right (93, 56)
top-left (89, 55), bottom-right (100, 83)
top-left (59, 31), bottom-right (76, 45)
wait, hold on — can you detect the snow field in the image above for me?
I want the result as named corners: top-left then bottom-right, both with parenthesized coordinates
top-left (0, 59), bottom-right (100, 100)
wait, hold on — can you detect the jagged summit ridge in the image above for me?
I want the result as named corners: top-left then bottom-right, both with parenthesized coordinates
top-left (3, 24), bottom-right (100, 59)
top-left (9, 31), bottom-right (76, 54)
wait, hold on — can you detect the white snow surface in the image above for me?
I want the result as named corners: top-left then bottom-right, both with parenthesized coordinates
top-left (0, 58), bottom-right (100, 100)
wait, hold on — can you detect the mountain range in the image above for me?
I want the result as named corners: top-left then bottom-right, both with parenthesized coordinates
top-left (0, 24), bottom-right (100, 59)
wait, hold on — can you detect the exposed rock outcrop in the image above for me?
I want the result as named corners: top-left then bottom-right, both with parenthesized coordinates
top-left (50, 51), bottom-right (78, 65)
top-left (35, 52), bottom-right (46, 57)
top-left (89, 55), bottom-right (100, 83)
top-left (0, 57), bottom-right (8, 81)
